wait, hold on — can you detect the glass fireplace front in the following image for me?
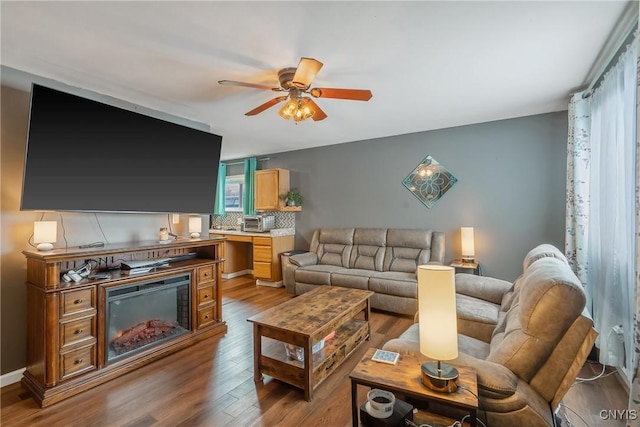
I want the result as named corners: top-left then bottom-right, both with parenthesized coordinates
top-left (105, 273), bottom-right (191, 364)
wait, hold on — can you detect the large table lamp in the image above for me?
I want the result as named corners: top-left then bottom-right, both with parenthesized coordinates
top-left (461, 227), bottom-right (475, 263)
top-left (418, 265), bottom-right (459, 393)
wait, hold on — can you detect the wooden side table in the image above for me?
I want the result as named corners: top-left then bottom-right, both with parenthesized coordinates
top-left (350, 348), bottom-right (478, 427)
top-left (451, 259), bottom-right (480, 275)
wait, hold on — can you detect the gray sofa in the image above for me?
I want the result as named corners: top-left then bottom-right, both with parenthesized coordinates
top-left (282, 228), bottom-right (445, 315)
top-left (383, 244), bottom-right (597, 427)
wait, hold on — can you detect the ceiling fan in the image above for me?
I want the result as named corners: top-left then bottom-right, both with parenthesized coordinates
top-left (218, 57), bottom-right (372, 122)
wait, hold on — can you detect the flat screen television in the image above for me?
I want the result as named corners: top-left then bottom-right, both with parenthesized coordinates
top-left (21, 84), bottom-right (222, 214)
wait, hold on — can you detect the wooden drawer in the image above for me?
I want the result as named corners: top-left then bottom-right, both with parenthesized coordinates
top-left (343, 322), bottom-right (369, 357)
top-left (313, 346), bottom-right (345, 385)
top-left (60, 345), bottom-right (96, 381)
top-left (61, 288), bottom-right (95, 317)
top-left (197, 265), bottom-right (215, 284)
top-left (253, 262), bottom-right (272, 280)
top-left (253, 236), bottom-right (272, 246)
top-left (226, 234), bottom-right (253, 243)
top-left (198, 306), bottom-right (216, 328)
top-left (197, 285), bottom-right (215, 306)
top-left (253, 245), bottom-right (272, 262)
top-left (60, 316), bottom-right (95, 349)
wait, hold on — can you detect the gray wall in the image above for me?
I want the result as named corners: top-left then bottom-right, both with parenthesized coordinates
top-left (263, 111), bottom-right (568, 281)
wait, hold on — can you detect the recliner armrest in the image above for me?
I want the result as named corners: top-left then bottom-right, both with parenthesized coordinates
top-left (455, 273), bottom-right (512, 305)
top-left (454, 353), bottom-right (518, 399)
top-left (289, 252), bottom-right (318, 267)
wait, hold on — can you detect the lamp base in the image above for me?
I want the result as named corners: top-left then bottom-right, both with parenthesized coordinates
top-left (190, 232), bottom-right (200, 239)
top-left (421, 361), bottom-right (459, 393)
top-left (36, 242), bottom-right (54, 251)
top-left (461, 256), bottom-right (475, 264)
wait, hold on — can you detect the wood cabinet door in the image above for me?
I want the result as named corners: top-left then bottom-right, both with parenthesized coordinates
top-left (254, 169), bottom-right (289, 211)
top-left (255, 169), bottom-right (280, 211)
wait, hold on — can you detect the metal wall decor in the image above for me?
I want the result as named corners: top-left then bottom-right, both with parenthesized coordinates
top-left (403, 155), bottom-right (458, 208)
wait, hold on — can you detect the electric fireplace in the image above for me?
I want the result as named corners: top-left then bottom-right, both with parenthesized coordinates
top-left (105, 273), bottom-right (191, 364)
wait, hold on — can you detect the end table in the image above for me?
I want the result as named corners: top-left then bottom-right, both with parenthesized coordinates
top-left (450, 259), bottom-right (480, 275)
top-left (349, 348), bottom-right (479, 427)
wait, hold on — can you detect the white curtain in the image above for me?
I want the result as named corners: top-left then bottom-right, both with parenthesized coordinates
top-left (586, 35), bottom-right (638, 375)
top-left (565, 93), bottom-right (591, 295)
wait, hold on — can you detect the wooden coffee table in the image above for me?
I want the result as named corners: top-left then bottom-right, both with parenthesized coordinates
top-left (247, 286), bottom-right (373, 401)
top-left (350, 348), bottom-right (479, 426)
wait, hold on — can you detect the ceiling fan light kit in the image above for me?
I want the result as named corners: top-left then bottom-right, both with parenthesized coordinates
top-left (219, 57), bottom-right (372, 122)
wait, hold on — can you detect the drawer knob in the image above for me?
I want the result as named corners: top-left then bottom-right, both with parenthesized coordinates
top-left (74, 359), bottom-right (83, 365)
top-left (74, 329), bottom-right (84, 335)
top-left (204, 314), bottom-right (210, 319)
top-left (74, 299), bottom-right (83, 304)
top-left (204, 273), bottom-right (209, 277)
top-left (204, 294), bottom-right (209, 298)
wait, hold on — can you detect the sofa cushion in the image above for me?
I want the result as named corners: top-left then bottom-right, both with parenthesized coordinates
top-left (456, 273), bottom-right (512, 305)
top-left (332, 268), bottom-right (375, 290)
top-left (383, 229), bottom-right (434, 272)
top-left (311, 228), bottom-right (355, 267)
top-left (349, 245), bottom-right (385, 271)
top-left (458, 334), bottom-right (491, 359)
top-left (317, 243), bottom-right (352, 267)
top-left (457, 294), bottom-right (500, 343)
top-left (369, 271), bottom-right (417, 298)
top-left (294, 264), bottom-right (344, 286)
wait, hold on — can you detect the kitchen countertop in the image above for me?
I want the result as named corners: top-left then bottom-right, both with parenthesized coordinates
top-left (209, 227), bottom-right (295, 237)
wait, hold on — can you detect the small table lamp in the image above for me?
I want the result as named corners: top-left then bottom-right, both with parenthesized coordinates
top-left (34, 221), bottom-right (57, 251)
top-left (418, 265), bottom-right (459, 393)
top-left (461, 227), bottom-right (475, 263)
top-left (189, 216), bottom-right (202, 238)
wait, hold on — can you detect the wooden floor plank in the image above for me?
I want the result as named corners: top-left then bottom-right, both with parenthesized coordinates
top-left (0, 275), bottom-right (628, 426)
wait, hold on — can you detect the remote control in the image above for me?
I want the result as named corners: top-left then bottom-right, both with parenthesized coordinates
top-left (88, 273), bottom-right (111, 280)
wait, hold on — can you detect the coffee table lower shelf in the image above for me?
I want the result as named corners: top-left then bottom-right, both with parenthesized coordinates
top-left (261, 319), bottom-right (369, 397)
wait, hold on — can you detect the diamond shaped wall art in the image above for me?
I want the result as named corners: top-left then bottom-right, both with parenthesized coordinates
top-left (403, 155), bottom-right (458, 209)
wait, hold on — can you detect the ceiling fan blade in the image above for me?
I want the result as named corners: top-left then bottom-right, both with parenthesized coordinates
top-left (218, 80), bottom-right (281, 91)
top-left (245, 96), bottom-right (287, 116)
top-left (307, 99), bottom-right (327, 121)
top-left (309, 88), bottom-right (372, 101)
top-left (292, 57), bottom-right (323, 89)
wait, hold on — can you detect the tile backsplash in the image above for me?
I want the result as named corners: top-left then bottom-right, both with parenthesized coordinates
top-left (211, 211), bottom-right (296, 230)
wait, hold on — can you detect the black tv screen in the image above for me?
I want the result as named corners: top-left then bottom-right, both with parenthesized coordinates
top-left (21, 84), bottom-right (222, 214)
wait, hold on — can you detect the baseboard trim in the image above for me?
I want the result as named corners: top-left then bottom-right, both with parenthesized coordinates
top-left (1, 368), bottom-right (25, 388)
top-left (221, 270), bottom-right (252, 279)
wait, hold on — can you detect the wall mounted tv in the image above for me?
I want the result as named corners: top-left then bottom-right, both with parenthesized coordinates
top-left (21, 84), bottom-right (222, 214)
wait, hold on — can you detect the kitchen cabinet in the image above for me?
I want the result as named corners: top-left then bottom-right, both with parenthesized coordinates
top-left (255, 169), bottom-right (289, 211)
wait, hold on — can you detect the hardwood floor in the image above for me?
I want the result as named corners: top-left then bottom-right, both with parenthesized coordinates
top-left (1, 277), bottom-right (629, 427)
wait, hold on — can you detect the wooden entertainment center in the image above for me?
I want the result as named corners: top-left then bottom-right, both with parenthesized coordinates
top-left (21, 237), bottom-right (226, 407)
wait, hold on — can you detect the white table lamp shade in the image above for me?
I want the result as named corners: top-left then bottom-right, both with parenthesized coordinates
top-left (34, 221), bottom-right (57, 251)
top-left (189, 216), bottom-right (202, 237)
top-left (461, 227), bottom-right (475, 259)
top-left (418, 265), bottom-right (458, 361)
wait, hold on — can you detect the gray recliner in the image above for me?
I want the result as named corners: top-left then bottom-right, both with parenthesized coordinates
top-left (383, 244), bottom-right (598, 427)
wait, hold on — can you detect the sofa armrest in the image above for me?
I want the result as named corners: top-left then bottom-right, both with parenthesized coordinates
top-left (454, 353), bottom-right (518, 399)
top-left (289, 252), bottom-right (318, 267)
top-left (455, 273), bottom-right (512, 305)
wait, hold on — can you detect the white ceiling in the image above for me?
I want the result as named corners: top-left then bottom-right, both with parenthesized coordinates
top-left (0, 1), bottom-right (631, 160)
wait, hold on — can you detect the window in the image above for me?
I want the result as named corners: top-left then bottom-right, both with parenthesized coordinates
top-left (225, 175), bottom-right (244, 212)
